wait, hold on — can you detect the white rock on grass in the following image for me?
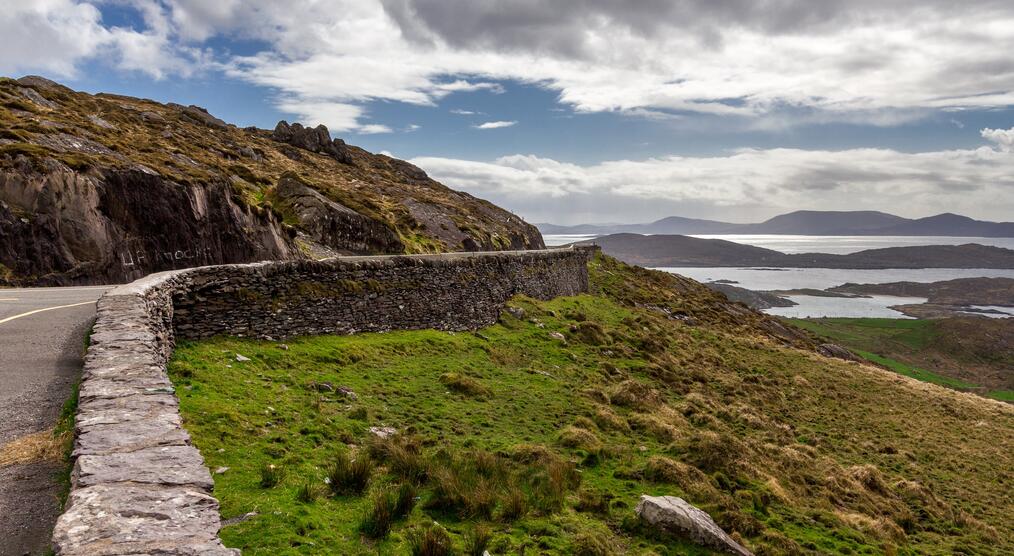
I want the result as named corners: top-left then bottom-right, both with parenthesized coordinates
top-left (635, 495), bottom-right (753, 556)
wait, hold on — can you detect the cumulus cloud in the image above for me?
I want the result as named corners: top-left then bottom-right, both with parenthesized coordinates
top-left (410, 138), bottom-right (1014, 224)
top-left (982, 127), bottom-right (1014, 153)
top-left (474, 120), bottom-right (516, 130)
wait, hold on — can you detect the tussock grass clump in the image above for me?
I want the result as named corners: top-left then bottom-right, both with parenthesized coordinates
top-left (499, 484), bottom-right (528, 522)
top-left (574, 321), bottom-right (609, 345)
top-left (295, 480), bottom-right (321, 503)
top-left (259, 463), bottom-right (284, 488)
top-left (326, 451), bottom-right (373, 495)
top-left (369, 435), bottom-right (427, 484)
top-left (439, 372), bottom-right (491, 398)
top-left (393, 483), bottom-right (418, 518)
top-left (644, 455), bottom-right (709, 492)
top-left (464, 523), bottom-right (492, 556)
top-left (591, 406), bottom-right (629, 431)
top-left (407, 523), bottom-right (455, 556)
top-left (572, 530), bottom-right (618, 556)
top-left (557, 425), bottom-right (602, 452)
top-left (360, 491), bottom-right (395, 539)
top-left (608, 379), bottom-right (660, 409)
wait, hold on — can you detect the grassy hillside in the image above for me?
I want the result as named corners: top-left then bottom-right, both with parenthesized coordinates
top-left (788, 318), bottom-right (1014, 401)
top-left (168, 257), bottom-right (1013, 555)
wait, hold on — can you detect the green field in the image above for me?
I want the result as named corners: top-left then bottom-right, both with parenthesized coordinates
top-left (168, 258), bottom-right (1014, 555)
top-left (786, 318), bottom-right (1014, 401)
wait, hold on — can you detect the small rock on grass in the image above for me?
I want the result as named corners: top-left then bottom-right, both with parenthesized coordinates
top-left (635, 495), bottom-right (753, 556)
top-left (368, 426), bottom-right (397, 439)
top-left (235, 354), bottom-right (251, 362)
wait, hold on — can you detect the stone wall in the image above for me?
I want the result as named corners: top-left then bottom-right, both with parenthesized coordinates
top-left (52, 246), bottom-right (594, 555)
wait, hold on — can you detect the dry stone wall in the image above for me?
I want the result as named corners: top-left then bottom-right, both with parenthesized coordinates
top-left (52, 246), bottom-right (594, 555)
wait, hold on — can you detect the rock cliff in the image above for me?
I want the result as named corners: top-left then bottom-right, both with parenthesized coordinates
top-left (0, 76), bottom-right (543, 285)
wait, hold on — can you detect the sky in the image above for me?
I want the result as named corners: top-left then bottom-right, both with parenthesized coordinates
top-left (3, 1), bottom-right (1014, 225)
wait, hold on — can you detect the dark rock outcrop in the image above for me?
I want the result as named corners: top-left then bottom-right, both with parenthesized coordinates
top-left (271, 120), bottom-right (353, 164)
top-left (0, 166), bottom-right (298, 285)
top-left (268, 172), bottom-right (403, 254)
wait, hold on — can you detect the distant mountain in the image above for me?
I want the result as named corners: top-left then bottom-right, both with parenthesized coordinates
top-left (737, 210), bottom-right (909, 235)
top-left (540, 210), bottom-right (1014, 237)
top-left (577, 233), bottom-right (1014, 269)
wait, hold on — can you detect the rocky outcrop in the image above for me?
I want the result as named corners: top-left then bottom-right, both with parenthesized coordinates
top-left (271, 120), bottom-right (353, 164)
top-left (635, 495), bottom-right (753, 556)
top-left (817, 343), bottom-right (862, 361)
top-left (0, 164), bottom-right (298, 285)
top-left (268, 172), bottom-right (403, 254)
top-left (0, 76), bottom-right (547, 284)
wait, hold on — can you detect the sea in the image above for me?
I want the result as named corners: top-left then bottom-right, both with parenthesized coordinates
top-left (544, 234), bottom-right (1014, 318)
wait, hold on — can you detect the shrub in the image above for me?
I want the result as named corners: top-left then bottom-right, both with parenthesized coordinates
top-left (259, 463), bottom-right (284, 488)
top-left (407, 523), bottom-right (454, 556)
top-left (360, 491), bottom-right (394, 539)
top-left (439, 372), bottom-right (491, 398)
top-left (464, 524), bottom-right (492, 556)
top-left (326, 451), bottom-right (373, 495)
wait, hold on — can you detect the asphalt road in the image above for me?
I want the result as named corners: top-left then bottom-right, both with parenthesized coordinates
top-left (0, 286), bottom-right (108, 556)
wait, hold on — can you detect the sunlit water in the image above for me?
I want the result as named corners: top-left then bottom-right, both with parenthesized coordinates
top-left (659, 267), bottom-right (1014, 319)
top-left (542, 234), bottom-right (1014, 318)
top-left (544, 234), bottom-right (1014, 253)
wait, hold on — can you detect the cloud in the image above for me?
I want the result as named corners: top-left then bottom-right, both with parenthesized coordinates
top-left (450, 109), bottom-right (478, 115)
top-left (474, 120), bottom-right (516, 130)
top-left (357, 124), bottom-right (394, 134)
top-left (982, 126), bottom-right (1014, 152)
top-left (8, 1), bottom-right (1014, 131)
top-left (410, 140), bottom-right (1014, 224)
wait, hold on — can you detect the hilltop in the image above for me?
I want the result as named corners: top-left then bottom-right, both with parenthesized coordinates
top-left (540, 210), bottom-right (1014, 237)
top-left (0, 76), bottom-right (542, 285)
top-left (580, 233), bottom-right (1014, 268)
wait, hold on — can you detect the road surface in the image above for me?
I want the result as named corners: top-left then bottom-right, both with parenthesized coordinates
top-left (0, 286), bottom-right (108, 556)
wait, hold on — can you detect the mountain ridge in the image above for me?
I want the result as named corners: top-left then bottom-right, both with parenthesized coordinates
top-left (577, 233), bottom-right (1014, 268)
top-left (540, 209), bottom-right (1014, 237)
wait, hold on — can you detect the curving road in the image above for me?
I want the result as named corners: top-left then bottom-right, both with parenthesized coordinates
top-left (0, 286), bottom-right (108, 556)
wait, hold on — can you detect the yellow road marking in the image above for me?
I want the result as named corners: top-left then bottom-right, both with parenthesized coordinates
top-left (0, 300), bottom-right (96, 325)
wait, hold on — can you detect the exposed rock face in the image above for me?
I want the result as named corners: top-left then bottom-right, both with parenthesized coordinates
top-left (817, 343), bottom-right (862, 361)
top-left (271, 120), bottom-right (353, 164)
top-left (0, 77), bottom-right (546, 284)
top-left (269, 172), bottom-right (403, 254)
top-left (635, 495), bottom-right (753, 556)
top-left (0, 166), bottom-right (298, 285)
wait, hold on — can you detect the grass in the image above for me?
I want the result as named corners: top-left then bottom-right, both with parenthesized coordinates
top-left (849, 350), bottom-right (976, 390)
top-left (168, 256), bottom-right (1014, 555)
top-left (787, 317), bottom-right (1013, 397)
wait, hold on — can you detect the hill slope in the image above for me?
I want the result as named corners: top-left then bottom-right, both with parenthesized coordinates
top-left (581, 234), bottom-right (1014, 268)
top-left (168, 254), bottom-right (1013, 554)
top-left (0, 76), bottom-right (542, 285)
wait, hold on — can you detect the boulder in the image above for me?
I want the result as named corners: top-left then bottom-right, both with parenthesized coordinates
top-left (635, 495), bottom-right (752, 556)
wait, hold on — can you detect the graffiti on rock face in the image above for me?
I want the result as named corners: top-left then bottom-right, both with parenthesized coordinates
top-left (120, 246), bottom-right (214, 267)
